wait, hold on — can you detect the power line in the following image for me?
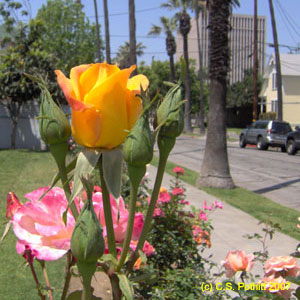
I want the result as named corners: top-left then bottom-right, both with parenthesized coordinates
top-left (87, 6), bottom-right (162, 18)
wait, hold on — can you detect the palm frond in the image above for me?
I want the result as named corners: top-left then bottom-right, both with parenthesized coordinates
top-left (148, 24), bottom-right (162, 36)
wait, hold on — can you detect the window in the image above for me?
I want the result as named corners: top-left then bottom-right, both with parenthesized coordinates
top-left (271, 100), bottom-right (278, 114)
top-left (272, 73), bottom-right (277, 90)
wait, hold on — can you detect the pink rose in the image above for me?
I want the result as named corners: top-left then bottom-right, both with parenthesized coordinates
top-left (213, 200), bottom-right (223, 209)
top-left (12, 187), bottom-right (75, 261)
top-left (173, 166), bottom-right (184, 175)
top-left (157, 188), bottom-right (171, 204)
top-left (153, 208), bottom-right (165, 217)
top-left (172, 187), bottom-right (184, 196)
top-left (261, 276), bottom-right (292, 299)
top-left (199, 210), bottom-right (207, 221)
top-left (264, 256), bottom-right (300, 278)
top-left (6, 192), bottom-right (22, 219)
top-left (221, 250), bottom-right (254, 277)
top-left (203, 200), bottom-right (213, 211)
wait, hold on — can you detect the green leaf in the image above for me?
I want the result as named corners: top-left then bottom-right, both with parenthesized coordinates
top-left (130, 272), bottom-right (158, 284)
top-left (70, 148), bottom-right (102, 204)
top-left (117, 274), bottom-right (134, 300)
top-left (102, 147), bottom-right (123, 199)
top-left (286, 276), bottom-right (300, 285)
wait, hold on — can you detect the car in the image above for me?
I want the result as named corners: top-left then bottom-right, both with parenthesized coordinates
top-left (239, 120), bottom-right (292, 151)
top-left (286, 126), bottom-right (300, 155)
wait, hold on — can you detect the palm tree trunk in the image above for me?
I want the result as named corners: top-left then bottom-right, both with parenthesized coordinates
top-left (129, 0), bottom-right (137, 75)
top-left (183, 34), bottom-right (193, 133)
top-left (103, 0), bottom-right (111, 64)
top-left (93, 0), bottom-right (101, 62)
top-left (195, 9), bottom-right (205, 135)
top-left (197, 0), bottom-right (234, 189)
top-left (169, 53), bottom-right (175, 82)
top-left (268, 0), bottom-right (283, 121)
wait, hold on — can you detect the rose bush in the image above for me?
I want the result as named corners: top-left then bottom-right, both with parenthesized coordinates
top-left (55, 63), bottom-right (148, 149)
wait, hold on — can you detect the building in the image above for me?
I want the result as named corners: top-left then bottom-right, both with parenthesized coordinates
top-left (176, 12), bottom-right (266, 84)
top-left (259, 53), bottom-right (300, 126)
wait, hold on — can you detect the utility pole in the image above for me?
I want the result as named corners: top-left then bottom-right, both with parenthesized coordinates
top-left (103, 0), bottom-right (111, 64)
top-left (269, 0), bottom-right (283, 121)
top-left (252, 0), bottom-right (258, 121)
top-left (93, 0), bottom-right (102, 62)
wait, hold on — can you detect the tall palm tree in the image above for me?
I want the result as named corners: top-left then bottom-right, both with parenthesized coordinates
top-left (161, 0), bottom-right (193, 133)
top-left (148, 16), bottom-right (177, 82)
top-left (103, 0), bottom-right (111, 63)
top-left (113, 42), bottom-right (145, 69)
top-left (190, 0), bottom-right (206, 135)
top-left (93, 0), bottom-right (101, 62)
top-left (129, 0), bottom-right (137, 75)
top-left (197, 0), bottom-right (238, 188)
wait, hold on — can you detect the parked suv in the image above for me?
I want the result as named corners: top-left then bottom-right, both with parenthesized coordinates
top-left (239, 120), bottom-right (292, 151)
top-left (286, 127), bottom-right (300, 155)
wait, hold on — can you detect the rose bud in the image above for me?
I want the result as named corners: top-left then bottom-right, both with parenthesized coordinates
top-left (39, 89), bottom-right (71, 145)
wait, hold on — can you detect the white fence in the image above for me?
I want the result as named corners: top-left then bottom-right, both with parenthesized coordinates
top-left (0, 101), bottom-right (70, 151)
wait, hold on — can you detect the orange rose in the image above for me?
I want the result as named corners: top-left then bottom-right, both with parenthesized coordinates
top-left (55, 63), bottom-right (148, 149)
top-left (222, 250), bottom-right (254, 277)
top-left (264, 256), bottom-right (300, 278)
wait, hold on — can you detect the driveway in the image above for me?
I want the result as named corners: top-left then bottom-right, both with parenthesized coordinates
top-left (168, 136), bottom-right (300, 211)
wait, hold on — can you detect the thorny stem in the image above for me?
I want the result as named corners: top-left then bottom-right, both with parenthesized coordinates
top-left (40, 261), bottom-right (53, 300)
top-left (61, 252), bottom-right (74, 300)
top-left (126, 137), bottom-right (175, 274)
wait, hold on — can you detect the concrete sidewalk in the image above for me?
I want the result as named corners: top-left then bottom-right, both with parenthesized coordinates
top-left (147, 164), bottom-right (299, 276)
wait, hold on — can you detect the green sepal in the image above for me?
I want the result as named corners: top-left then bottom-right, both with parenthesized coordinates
top-left (102, 146), bottom-right (123, 199)
top-left (117, 274), bottom-right (134, 300)
top-left (70, 148), bottom-right (102, 206)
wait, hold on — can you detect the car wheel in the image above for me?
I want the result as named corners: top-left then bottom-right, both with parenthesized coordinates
top-left (287, 139), bottom-right (297, 155)
top-left (239, 135), bottom-right (246, 148)
top-left (257, 137), bottom-right (268, 150)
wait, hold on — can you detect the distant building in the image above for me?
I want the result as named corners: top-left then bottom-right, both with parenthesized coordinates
top-left (260, 53), bottom-right (300, 126)
top-left (176, 12), bottom-right (266, 84)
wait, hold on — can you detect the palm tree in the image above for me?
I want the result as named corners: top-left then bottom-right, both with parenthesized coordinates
top-left (190, 0), bottom-right (206, 135)
top-left (161, 0), bottom-right (193, 133)
top-left (148, 16), bottom-right (177, 82)
top-left (129, 0), bottom-right (137, 75)
top-left (197, 0), bottom-right (238, 188)
top-left (103, 0), bottom-right (111, 63)
top-left (113, 42), bottom-right (145, 69)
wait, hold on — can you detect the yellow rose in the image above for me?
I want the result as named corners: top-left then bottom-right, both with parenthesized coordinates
top-left (55, 63), bottom-right (148, 149)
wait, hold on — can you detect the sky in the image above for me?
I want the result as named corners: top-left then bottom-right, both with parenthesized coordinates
top-left (24, 0), bottom-right (300, 66)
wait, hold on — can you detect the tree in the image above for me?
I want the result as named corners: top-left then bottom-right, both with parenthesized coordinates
top-left (189, 0), bottom-right (206, 135)
top-left (161, 0), bottom-right (193, 133)
top-left (0, 20), bottom-right (60, 149)
top-left (113, 42), bottom-right (145, 69)
top-left (197, 0), bottom-right (237, 188)
top-left (36, 0), bottom-right (103, 73)
top-left (103, 0), bottom-right (111, 63)
top-left (129, 0), bottom-right (137, 75)
top-left (148, 16), bottom-right (177, 82)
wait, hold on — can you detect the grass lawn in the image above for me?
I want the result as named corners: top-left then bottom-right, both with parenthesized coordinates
top-left (151, 155), bottom-right (300, 240)
top-left (0, 150), bottom-right (66, 299)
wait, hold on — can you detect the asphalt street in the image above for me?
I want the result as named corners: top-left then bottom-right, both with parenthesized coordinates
top-left (168, 136), bottom-right (300, 211)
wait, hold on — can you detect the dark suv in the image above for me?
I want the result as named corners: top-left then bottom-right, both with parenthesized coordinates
top-left (286, 127), bottom-right (300, 155)
top-left (239, 120), bottom-right (292, 151)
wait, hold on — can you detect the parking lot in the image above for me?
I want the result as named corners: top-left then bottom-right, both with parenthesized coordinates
top-left (168, 136), bottom-right (300, 211)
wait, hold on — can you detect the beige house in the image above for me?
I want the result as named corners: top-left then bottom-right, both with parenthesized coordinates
top-left (260, 53), bottom-right (300, 126)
